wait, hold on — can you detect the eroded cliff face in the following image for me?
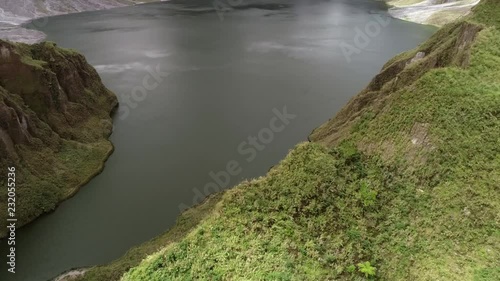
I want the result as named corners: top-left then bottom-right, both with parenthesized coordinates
top-left (310, 20), bottom-right (483, 147)
top-left (0, 40), bottom-right (117, 237)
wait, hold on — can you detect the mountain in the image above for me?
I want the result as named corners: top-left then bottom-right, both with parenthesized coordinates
top-left (71, 0), bottom-right (499, 280)
top-left (0, 40), bottom-right (118, 238)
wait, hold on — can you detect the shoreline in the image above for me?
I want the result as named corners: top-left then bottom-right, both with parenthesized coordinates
top-left (108, 0), bottom-right (499, 278)
top-left (0, 0), bottom-right (479, 43)
top-left (0, 136), bottom-right (117, 240)
top-left (386, 0), bottom-right (481, 26)
top-left (4, 0), bottom-right (485, 279)
top-left (52, 268), bottom-right (89, 281)
top-left (0, 97), bottom-right (118, 239)
top-left (0, 0), bottom-right (161, 43)
top-left (51, 192), bottom-right (225, 281)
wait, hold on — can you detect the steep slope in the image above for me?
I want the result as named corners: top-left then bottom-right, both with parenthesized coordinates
top-left (72, 1), bottom-right (499, 280)
top-left (0, 40), bottom-right (118, 238)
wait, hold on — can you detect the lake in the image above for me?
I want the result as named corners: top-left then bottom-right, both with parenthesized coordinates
top-left (0, 0), bottom-right (435, 280)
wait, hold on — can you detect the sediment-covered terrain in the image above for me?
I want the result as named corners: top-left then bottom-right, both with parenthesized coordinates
top-left (0, 0), bottom-right (160, 43)
top-left (387, 0), bottom-right (481, 26)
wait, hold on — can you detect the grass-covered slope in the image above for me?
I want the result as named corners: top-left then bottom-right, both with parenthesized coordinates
top-left (0, 40), bottom-right (117, 238)
top-left (77, 1), bottom-right (499, 280)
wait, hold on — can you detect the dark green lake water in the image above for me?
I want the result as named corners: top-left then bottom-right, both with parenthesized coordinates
top-left (0, 0), bottom-right (435, 280)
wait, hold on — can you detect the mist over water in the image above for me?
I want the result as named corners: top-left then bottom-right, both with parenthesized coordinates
top-left (0, 1), bottom-right (435, 280)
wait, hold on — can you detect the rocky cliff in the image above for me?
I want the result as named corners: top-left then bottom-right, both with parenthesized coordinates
top-left (0, 40), bottom-right (117, 238)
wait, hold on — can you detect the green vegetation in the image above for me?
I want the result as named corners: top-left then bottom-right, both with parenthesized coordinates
top-left (75, 1), bottom-right (499, 280)
top-left (117, 138), bottom-right (496, 280)
top-left (79, 193), bottom-right (223, 281)
top-left (357, 262), bottom-right (376, 278)
top-left (0, 40), bottom-right (117, 237)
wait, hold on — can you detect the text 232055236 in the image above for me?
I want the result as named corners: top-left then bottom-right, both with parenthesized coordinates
top-left (6, 167), bottom-right (16, 274)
